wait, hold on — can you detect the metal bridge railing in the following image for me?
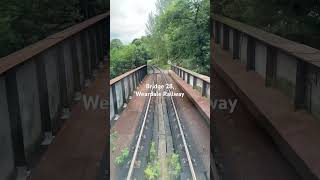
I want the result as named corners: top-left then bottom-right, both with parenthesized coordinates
top-left (171, 65), bottom-right (210, 98)
top-left (213, 14), bottom-right (320, 120)
top-left (110, 65), bottom-right (148, 122)
top-left (0, 12), bottom-right (109, 177)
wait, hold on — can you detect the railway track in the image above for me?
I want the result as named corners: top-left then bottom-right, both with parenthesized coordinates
top-left (154, 66), bottom-right (198, 180)
top-left (117, 66), bottom-right (206, 180)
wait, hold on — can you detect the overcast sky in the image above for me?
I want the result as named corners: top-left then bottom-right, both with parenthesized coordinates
top-left (111, 0), bottom-right (157, 44)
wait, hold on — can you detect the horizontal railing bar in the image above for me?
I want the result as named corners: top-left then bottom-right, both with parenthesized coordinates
top-left (213, 14), bottom-right (320, 68)
top-left (0, 12), bottom-right (109, 76)
top-left (172, 65), bottom-right (210, 83)
top-left (110, 65), bottom-right (147, 85)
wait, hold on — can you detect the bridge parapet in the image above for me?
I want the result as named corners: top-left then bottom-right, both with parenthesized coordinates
top-left (213, 14), bottom-right (320, 120)
top-left (0, 13), bottom-right (109, 179)
top-left (110, 65), bottom-right (147, 122)
top-left (171, 65), bottom-right (210, 98)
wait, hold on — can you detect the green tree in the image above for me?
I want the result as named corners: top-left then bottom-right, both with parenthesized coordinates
top-left (0, 0), bottom-right (108, 58)
top-left (110, 37), bottom-right (151, 78)
top-left (110, 39), bottom-right (123, 50)
top-left (146, 0), bottom-right (210, 75)
top-left (213, 0), bottom-right (320, 49)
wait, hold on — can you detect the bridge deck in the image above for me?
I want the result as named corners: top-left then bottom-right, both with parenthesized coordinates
top-left (110, 75), bottom-right (152, 180)
top-left (29, 65), bottom-right (108, 180)
top-left (110, 71), bottom-right (210, 179)
top-left (213, 45), bottom-right (320, 179)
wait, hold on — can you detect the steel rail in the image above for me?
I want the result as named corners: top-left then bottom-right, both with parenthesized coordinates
top-left (154, 66), bottom-right (197, 180)
top-left (126, 66), bottom-right (156, 180)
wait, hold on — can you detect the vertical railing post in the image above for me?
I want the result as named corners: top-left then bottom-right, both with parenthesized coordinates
top-left (247, 36), bottom-right (256, 71)
top-left (105, 17), bottom-right (110, 56)
top-left (89, 28), bottom-right (98, 70)
top-left (5, 70), bottom-right (26, 166)
top-left (96, 23), bottom-right (104, 63)
top-left (266, 46), bottom-right (277, 87)
top-left (112, 85), bottom-right (118, 116)
top-left (133, 72), bottom-right (137, 89)
top-left (215, 21), bottom-right (220, 44)
top-left (233, 30), bottom-right (240, 59)
top-left (193, 76), bottom-right (197, 89)
top-left (85, 30), bottom-right (93, 79)
top-left (222, 24), bottom-right (229, 50)
top-left (121, 80), bottom-right (126, 104)
top-left (202, 81), bottom-right (207, 97)
top-left (42, 47), bottom-right (61, 133)
top-left (80, 32), bottom-right (90, 81)
top-left (294, 60), bottom-right (306, 110)
top-left (93, 25), bottom-right (100, 65)
top-left (35, 55), bottom-right (51, 133)
top-left (71, 37), bottom-right (81, 93)
top-left (0, 76), bottom-right (15, 179)
top-left (128, 75), bottom-right (132, 96)
top-left (183, 70), bottom-right (185, 80)
top-left (57, 44), bottom-right (69, 108)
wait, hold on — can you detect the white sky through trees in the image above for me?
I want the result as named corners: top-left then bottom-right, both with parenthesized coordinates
top-left (111, 0), bottom-right (157, 44)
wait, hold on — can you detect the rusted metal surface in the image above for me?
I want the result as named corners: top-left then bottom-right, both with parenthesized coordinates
top-left (213, 45), bottom-right (320, 179)
top-left (165, 73), bottom-right (211, 179)
top-left (0, 12), bottom-right (109, 75)
top-left (28, 64), bottom-right (108, 180)
top-left (110, 75), bottom-right (152, 180)
top-left (112, 69), bottom-right (211, 179)
top-left (213, 15), bottom-right (320, 68)
top-left (212, 69), bottom-right (300, 180)
top-left (172, 65), bottom-right (210, 83)
top-left (169, 70), bottom-right (210, 123)
top-left (109, 65), bottom-right (146, 85)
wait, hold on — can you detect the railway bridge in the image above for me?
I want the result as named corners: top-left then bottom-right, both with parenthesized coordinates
top-left (2, 8), bottom-right (320, 180)
top-left (212, 14), bottom-right (320, 180)
top-left (0, 10), bottom-right (212, 180)
top-left (109, 65), bottom-right (211, 180)
top-left (0, 13), bottom-right (109, 180)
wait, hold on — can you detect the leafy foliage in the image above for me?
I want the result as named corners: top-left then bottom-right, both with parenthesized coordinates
top-left (144, 141), bottom-right (160, 180)
top-left (168, 153), bottom-right (182, 177)
top-left (110, 38), bottom-right (151, 78)
top-left (149, 142), bottom-right (157, 161)
top-left (146, 0), bottom-right (210, 75)
top-left (0, 0), bottom-right (108, 58)
top-left (115, 147), bottom-right (129, 165)
top-left (110, 0), bottom-right (209, 76)
top-left (110, 131), bottom-right (118, 153)
top-left (213, 0), bottom-right (320, 49)
top-left (144, 161), bottom-right (160, 180)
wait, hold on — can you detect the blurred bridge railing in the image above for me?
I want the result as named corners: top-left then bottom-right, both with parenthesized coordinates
top-left (171, 65), bottom-right (210, 98)
top-left (213, 14), bottom-right (320, 120)
top-left (0, 13), bottom-right (109, 180)
top-left (109, 65), bottom-right (148, 123)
